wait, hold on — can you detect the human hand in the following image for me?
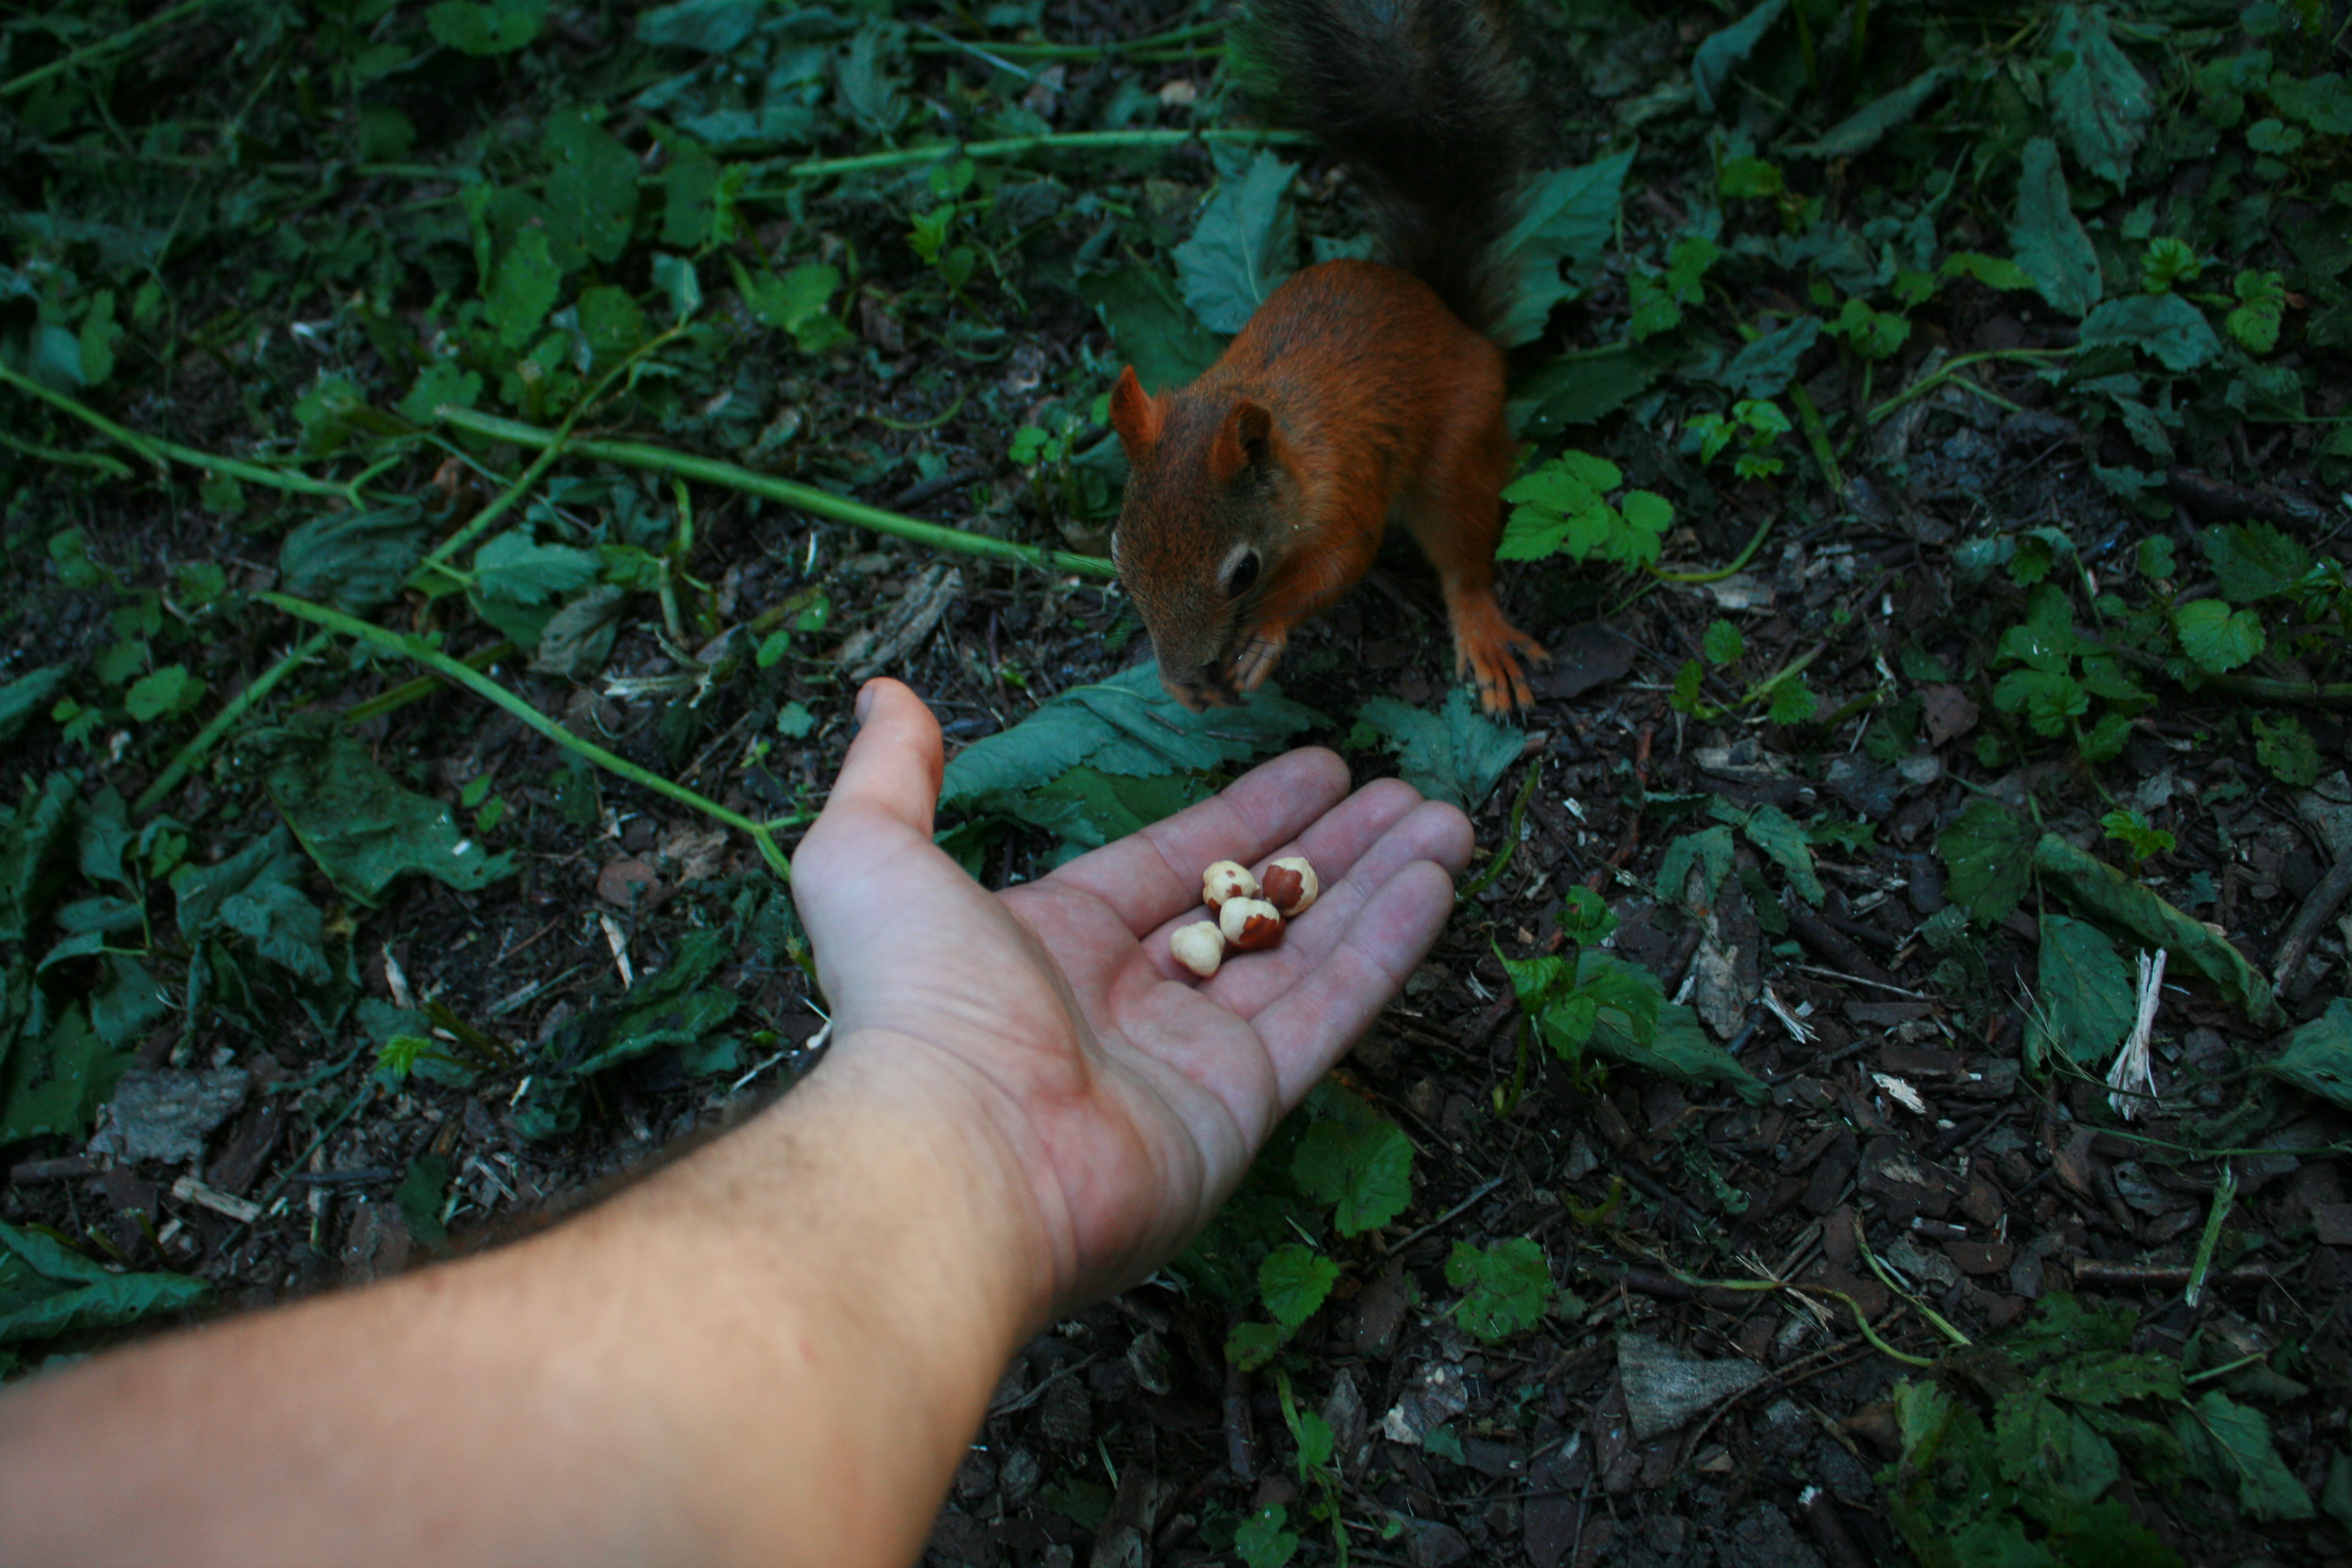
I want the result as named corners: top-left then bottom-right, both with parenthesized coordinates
top-left (789, 679), bottom-right (1472, 1316)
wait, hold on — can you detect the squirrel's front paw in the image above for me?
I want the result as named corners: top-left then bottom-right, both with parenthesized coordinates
top-left (1226, 626), bottom-right (1292, 694)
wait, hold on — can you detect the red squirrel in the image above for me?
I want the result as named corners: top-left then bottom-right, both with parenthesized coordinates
top-left (1107, 0), bottom-right (1546, 713)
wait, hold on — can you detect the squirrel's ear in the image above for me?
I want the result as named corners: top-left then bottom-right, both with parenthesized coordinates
top-left (1108, 367), bottom-right (1161, 453)
top-left (1210, 399), bottom-right (1273, 482)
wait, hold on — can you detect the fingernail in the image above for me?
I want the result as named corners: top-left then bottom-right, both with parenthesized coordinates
top-left (854, 681), bottom-right (878, 724)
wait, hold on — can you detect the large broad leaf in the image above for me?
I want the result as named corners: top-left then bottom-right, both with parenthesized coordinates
top-left (1173, 150), bottom-right (1299, 335)
top-left (1077, 264), bottom-right (1227, 395)
top-left (0, 1218), bottom-right (209, 1344)
top-left (1936, 801), bottom-right (2038, 926)
top-left (940, 661), bottom-right (1322, 818)
top-left (0, 1004), bottom-right (134, 1146)
top-left (1691, 0), bottom-right (1787, 115)
top-left (0, 772), bottom-right (80, 946)
top-left (2267, 998), bottom-right (2352, 1113)
top-left (542, 110), bottom-right (639, 269)
top-left (1492, 150), bottom-right (1634, 348)
top-left (1716, 316), bottom-right (1821, 399)
top-left (260, 729), bottom-right (515, 904)
top-left (1353, 690), bottom-right (1521, 812)
top-left (2031, 834), bottom-right (2282, 1028)
top-left (2047, 5), bottom-right (2152, 187)
top-left (1514, 341), bottom-right (1673, 437)
top-left (2010, 138), bottom-right (2102, 319)
top-left (0, 665), bottom-right (67, 748)
top-left (280, 504), bottom-right (428, 617)
top-left (1292, 1116), bottom-right (1413, 1238)
top-left (1788, 65), bottom-right (1954, 158)
top-left (2027, 912), bottom-right (2135, 1070)
top-left (2176, 1393), bottom-right (2314, 1523)
top-left (2080, 293), bottom-right (2223, 373)
top-left (1578, 953), bottom-right (1768, 1103)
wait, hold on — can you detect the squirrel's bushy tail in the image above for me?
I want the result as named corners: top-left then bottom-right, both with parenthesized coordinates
top-left (1237, 0), bottom-right (1527, 338)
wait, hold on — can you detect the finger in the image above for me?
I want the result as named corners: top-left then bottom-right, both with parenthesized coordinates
top-left (1044, 746), bottom-right (1352, 932)
top-left (792, 680), bottom-right (944, 871)
top-left (1249, 858), bottom-right (1461, 1107)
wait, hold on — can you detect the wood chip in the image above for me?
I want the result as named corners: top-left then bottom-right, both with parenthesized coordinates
top-left (171, 1174), bottom-right (263, 1224)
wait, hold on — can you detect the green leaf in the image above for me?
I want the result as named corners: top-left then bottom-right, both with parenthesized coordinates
top-left (635, 0), bottom-right (765, 52)
top-left (1789, 65), bottom-right (1953, 158)
top-left (2010, 138), bottom-right (2102, 319)
top-left (488, 227), bottom-right (561, 348)
top-left (2272, 71), bottom-right (2352, 134)
top-left (1716, 316), bottom-right (1821, 399)
top-left (940, 662), bottom-right (1321, 817)
top-left (1937, 802), bottom-right (2037, 926)
top-left (735, 261), bottom-right (846, 353)
top-left (1738, 803), bottom-right (1824, 906)
top-left (1691, 0), bottom-right (1787, 115)
top-left (1941, 252), bottom-right (2036, 292)
top-left (988, 766), bottom-right (1215, 862)
top-left (1492, 150), bottom-right (1633, 347)
top-left (260, 730), bottom-right (515, 904)
top-left (0, 665), bottom-right (67, 747)
top-left (543, 111), bottom-right (638, 267)
top-left (472, 529), bottom-right (601, 604)
top-left (1352, 690), bottom-right (1523, 811)
top-left (1223, 1317), bottom-right (1290, 1372)
top-left (2027, 913), bottom-right (2135, 1070)
top-left (0, 1218), bottom-right (208, 1344)
top-left (2253, 714), bottom-right (2319, 788)
top-left (1572, 953), bottom-right (1766, 1102)
top-left (1657, 825), bottom-right (1736, 907)
top-left (2170, 599), bottom-right (2264, 673)
top-left (569, 929), bottom-right (740, 1077)
top-left (1444, 1237), bottom-right (1552, 1342)
top-left (1515, 342), bottom-right (1671, 436)
top-left (1292, 1117), bottom-right (1413, 1238)
top-left (1259, 1243), bottom-right (1339, 1330)
top-left (1701, 620), bottom-right (1745, 665)
top-left (170, 828), bottom-right (308, 939)
top-left (217, 880), bottom-right (332, 985)
top-left (281, 505), bottom-right (433, 618)
top-left (0, 773), bottom-right (80, 946)
top-left (1173, 151), bottom-right (1299, 335)
top-left (2176, 1392), bottom-right (2314, 1522)
top-left (1077, 264), bottom-right (1226, 394)
top-left (2200, 523), bottom-right (2309, 604)
top-left (1235, 1504), bottom-right (1300, 1568)
top-left (2267, 997), bottom-right (2352, 1113)
top-left (2032, 834), bottom-right (2282, 1028)
top-left (124, 664), bottom-right (205, 724)
top-left (2080, 294), bottom-right (2223, 372)
top-left (2047, 5), bottom-right (2152, 186)
top-left (396, 1155), bottom-right (452, 1249)
top-left (426, 0), bottom-right (545, 55)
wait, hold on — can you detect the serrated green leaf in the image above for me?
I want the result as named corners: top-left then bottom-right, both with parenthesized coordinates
top-left (259, 730), bottom-right (514, 904)
top-left (1292, 1117), bottom-right (1413, 1238)
top-left (2267, 997), bottom-right (2352, 1112)
top-left (1937, 802), bottom-right (2037, 926)
top-left (1716, 316), bottom-right (1821, 399)
top-left (2028, 912), bottom-right (2134, 1071)
top-left (427, 0), bottom-right (544, 53)
top-left (1492, 151), bottom-right (1632, 347)
top-left (123, 664), bottom-right (203, 724)
top-left (2032, 834), bottom-right (2282, 1028)
top-left (1789, 65), bottom-right (1953, 158)
top-left (2047, 5), bottom-right (2152, 186)
top-left (0, 1218), bottom-right (208, 1344)
top-left (2080, 293), bottom-right (2223, 372)
top-left (2171, 599), bottom-right (2264, 673)
top-left (543, 110), bottom-right (638, 267)
top-left (2010, 139), bottom-right (2102, 319)
top-left (1259, 1243), bottom-right (1339, 1330)
top-left (1445, 1237), bottom-right (1552, 1342)
top-left (1353, 690), bottom-right (1521, 812)
top-left (635, 0), bottom-right (765, 52)
top-left (488, 226), bottom-right (561, 348)
top-left (1174, 151), bottom-right (1298, 335)
top-left (1692, 0), bottom-right (1788, 115)
top-left (2177, 1392), bottom-right (2314, 1522)
top-left (2200, 523), bottom-right (2309, 604)
top-left (1738, 803), bottom-right (1823, 905)
top-left (2253, 714), bottom-right (2320, 788)
top-left (1077, 264), bottom-right (1225, 395)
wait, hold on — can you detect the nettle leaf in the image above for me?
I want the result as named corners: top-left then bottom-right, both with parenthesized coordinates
top-left (1292, 1117), bottom-right (1413, 1238)
top-left (2253, 714), bottom-right (2320, 788)
top-left (635, 0), bottom-right (765, 53)
top-left (2047, 5), bottom-right (2152, 186)
top-left (1937, 802), bottom-right (2037, 926)
top-left (2171, 599), bottom-right (2264, 673)
top-left (1514, 342), bottom-right (1672, 436)
top-left (260, 730), bottom-right (514, 904)
top-left (0, 1217), bottom-right (209, 1345)
top-left (1444, 1237), bottom-right (1552, 1342)
top-left (473, 529), bottom-right (601, 602)
top-left (2010, 138), bottom-right (2102, 319)
top-left (1259, 1243), bottom-right (1339, 1331)
top-left (1353, 690), bottom-right (1521, 811)
top-left (2177, 1392), bottom-right (2314, 1523)
top-left (1993, 667), bottom-right (2088, 736)
top-left (1492, 149), bottom-right (1632, 347)
top-left (1571, 952), bottom-right (1765, 1101)
top-left (1789, 64), bottom-right (1953, 158)
top-left (939, 662), bottom-right (1321, 818)
top-left (217, 880), bottom-right (332, 986)
top-left (1716, 316), bottom-right (1822, 399)
top-left (0, 665), bottom-right (66, 747)
top-left (1657, 825), bottom-right (1736, 906)
top-left (2200, 523), bottom-right (2309, 604)
top-left (2080, 293), bottom-right (2223, 373)
top-left (488, 227), bottom-right (562, 348)
top-left (543, 111), bottom-right (638, 267)
top-left (1077, 264), bottom-right (1224, 394)
top-left (2031, 834), bottom-right (2282, 1030)
top-left (2267, 996), bottom-right (2352, 1114)
top-left (1691, 0), bottom-right (1787, 115)
top-left (123, 665), bottom-right (206, 724)
top-left (2228, 270), bottom-right (2287, 354)
top-left (2027, 912), bottom-right (2134, 1071)
top-left (1734, 802), bottom-right (1824, 906)
top-left (427, 0), bottom-right (545, 56)
top-left (1174, 150), bottom-right (1299, 335)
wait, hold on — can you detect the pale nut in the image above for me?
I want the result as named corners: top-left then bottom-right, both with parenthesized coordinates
top-left (1170, 920), bottom-right (1226, 979)
top-left (1219, 897), bottom-right (1284, 952)
top-left (1261, 856), bottom-right (1319, 916)
top-left (1201, 860), bottom-right (1259, 912)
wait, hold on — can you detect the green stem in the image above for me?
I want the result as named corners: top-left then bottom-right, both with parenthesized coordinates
top-left (132, 631), bottom-right (332, 818)
top-left (0, 0), bottom-right (212, 97)
top-left (260, 592), bottom-right (803, 878)
top-left (742, 128), bottom-right (1304, 192)
top-left (437, 407), bottom-right (1116, 580)
top-left (340, 641), bottom-right (517, 726)
top-left (2100, 642), bottom-right (2352, 707)
top-left (1459, 761), bottom-right (1541, 902)
top-left (0, 362), bottom-right (356, 499)
top-left (1650, 510), bottom-right (1777, 586)
top-left (1785, 380), bottom-right (1845, 494)
top-left (1866, 347), bottom-right (2071, 426)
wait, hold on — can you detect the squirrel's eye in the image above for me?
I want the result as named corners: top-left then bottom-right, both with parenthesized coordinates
top-left (1222, 549), bottom-right (1261, 599)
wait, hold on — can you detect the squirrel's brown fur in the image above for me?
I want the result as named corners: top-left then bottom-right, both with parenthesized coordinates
top-left (1108, 0), bottom-right (1544, 712)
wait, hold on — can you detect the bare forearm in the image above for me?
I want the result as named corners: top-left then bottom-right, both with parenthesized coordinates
top-left (0, 1047), bottom-right (1050, 1568)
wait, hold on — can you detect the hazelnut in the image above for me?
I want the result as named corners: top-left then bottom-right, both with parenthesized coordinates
top-left (1170, 921), bottom-right (1226, 979)
top-left (1201, 860), bottom-right (1259, 912)
top-left (1261, 856), bottom-right (1319, 915)
top-left (1219, 897), bottom-right (1284, 952)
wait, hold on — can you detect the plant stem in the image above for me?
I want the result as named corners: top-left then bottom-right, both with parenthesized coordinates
top-left (1785, 381), bottom-right (1845, 493)
top-left (437, 406), bottom-right (1116, 580)
top-left (340, 641), bottom-right (517, 726)
top-left (0, 0), bottom-right (213, 97)
top-left (133, 632), bottom-right (332, 817)
top-left (742, 128), bottom-right (1304, 192)
top-left (1865, 347), bottom-right (2070, 425)
top-left (260, 592), bottom-right (804, 878)
top-left (0, 362), bottom-right (357, 499)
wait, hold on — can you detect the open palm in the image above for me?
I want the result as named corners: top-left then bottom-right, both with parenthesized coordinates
top-left (790, 680), bottom-right (1473, 1311)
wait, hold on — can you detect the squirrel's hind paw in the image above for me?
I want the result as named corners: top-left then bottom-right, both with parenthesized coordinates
top-left (1452, 615), bottom-right (1546, 714)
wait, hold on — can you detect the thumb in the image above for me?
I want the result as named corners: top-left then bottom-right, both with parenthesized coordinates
top-left (795, 679), bottom-right (946, 862)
